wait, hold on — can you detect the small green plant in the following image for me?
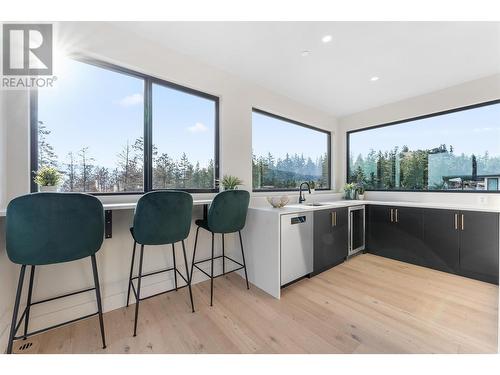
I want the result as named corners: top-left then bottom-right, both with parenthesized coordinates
top-left (221, 175), bottom-right (243, 190)
top-left (343, 182), bottom-right (356, 192)
top-left (356, 183), bottom-right (365, 195)
top-left (33, 166), bottom-right (62, 187)
top-left (308, 180), bottom-right (316, 189)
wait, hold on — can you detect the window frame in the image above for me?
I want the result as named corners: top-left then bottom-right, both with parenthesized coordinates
top-left (346, 99), bottom-right (500, 193)
top-left (251, 108), bottom-right (332, 192)
top-left (30, 56), bottom-right (220, 195)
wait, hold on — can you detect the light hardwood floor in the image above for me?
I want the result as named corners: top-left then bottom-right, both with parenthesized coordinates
top-left (12, 254), bottom-right (499, 354)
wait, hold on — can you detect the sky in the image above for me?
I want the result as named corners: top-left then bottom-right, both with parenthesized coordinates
top-left (252, 111), bottom-right (329, 160)
top-left (38, 58), bottom-right (216, 170)
top-left (39, 57), bottom-right (329, 172)
top-left (39, 57), bottom-right (498, 174)
top-left (349, 103), bottom-right (500, 159)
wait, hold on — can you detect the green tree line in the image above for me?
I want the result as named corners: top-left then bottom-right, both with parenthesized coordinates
top-left (37, 121), bottom-right (214, 192)
top-left (252, 152), bottom-right (329, 189)
top-left (349, 144), bottom-right (500, 190)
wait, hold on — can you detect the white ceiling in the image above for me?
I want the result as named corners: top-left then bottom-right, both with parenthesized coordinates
top-left (118, 22), bottom-right (500, 117)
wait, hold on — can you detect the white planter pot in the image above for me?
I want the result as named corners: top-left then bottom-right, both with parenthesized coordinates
top-left (39, 185), bottom-right (58, 192)
top-left (358, 194), bottom-right (365, 200)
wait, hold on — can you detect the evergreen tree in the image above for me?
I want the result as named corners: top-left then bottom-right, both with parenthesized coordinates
top-left (37, 121), bottom-right (58, 168)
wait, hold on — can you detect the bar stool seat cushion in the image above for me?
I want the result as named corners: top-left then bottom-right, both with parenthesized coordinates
top-left (6, 193), bottom-right (104, 265)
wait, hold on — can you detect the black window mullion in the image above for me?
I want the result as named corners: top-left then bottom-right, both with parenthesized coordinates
top-left (144, 78), bottom-right (153, 192)
top-left (214, 98), bottom-right (220, 189)
top-left (29, 89), bottom-right (39, 193)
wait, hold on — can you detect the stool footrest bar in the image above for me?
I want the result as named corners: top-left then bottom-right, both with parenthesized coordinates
top-left (30, 287), bottom-right (96, 306)
top-left (13, 312), bottom-right (99, 341)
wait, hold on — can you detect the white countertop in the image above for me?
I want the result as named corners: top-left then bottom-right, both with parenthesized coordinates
top-left (250, 199), bottom-right (500, 215)
top-left (0, 199), bottom-right (212, 217)
top-left (102, 199), bottom-right (212, 211)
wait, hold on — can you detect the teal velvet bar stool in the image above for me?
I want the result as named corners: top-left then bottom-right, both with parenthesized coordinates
top-left (190, 190), bottom-right (250, 306)
top-left (127, 191), bottom-right (195, 337)
top-left (5, 193), bottom-right (106, 354)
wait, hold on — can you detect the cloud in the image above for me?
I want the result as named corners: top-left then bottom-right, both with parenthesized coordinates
top-left (116, 93), bottom-right (143, 107)
top-left (187, 122), bottom-right (208, 134)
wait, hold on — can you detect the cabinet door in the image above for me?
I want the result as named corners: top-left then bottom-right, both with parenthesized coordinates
top-left (367, 205), bottom-right (394, 258)
top-left (368, 205), bottom-right (424, 265)
top-left (313, 208), bottom-right (347, 274)
top-left (392, 207), bottom-right (425, 266)
top-left (459, 211), bottom-right (499, 284)
top-left (332, 207), bottom-right (349, 261)
top-left (422, 209), bottom-right (460, 273)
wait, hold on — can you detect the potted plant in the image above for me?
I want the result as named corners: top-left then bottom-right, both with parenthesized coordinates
top-left (357, 183), bottom-right (365, 200)
top-left (220, 175), bottom-right (243, 190)
top-left (343, 182), bottom-right (356, 200)
top-left (34, 166), bottom-right (62, 192)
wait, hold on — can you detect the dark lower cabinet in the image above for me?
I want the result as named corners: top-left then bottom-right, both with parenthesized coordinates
top-left (367, 205), bottom-right (394, 258)
top-left (313, 208), bottom-right (348, 274)
top-left (367, 205), bottom-right (424, 266)
top-left (459, 211), bottom-right (499, 284)
top-left (367, 205), bottom-right (499, 285)
top-left (422, 209), bottom-right (460, 274)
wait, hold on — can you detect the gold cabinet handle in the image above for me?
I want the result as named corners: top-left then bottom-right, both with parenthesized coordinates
top-left (331, 212), bottom-right (335, 227)
top-left (390, 208), bottom-right (394, 223)
top-left (395, 209), bottom-right (399, 223)
top-left (461, 214), bottom-right (464, 231)
top-left (335, 211), bottom-right (337, 226)
top-left (454, 213), bottom-right (458, 230)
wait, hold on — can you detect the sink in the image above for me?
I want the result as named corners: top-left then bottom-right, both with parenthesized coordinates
top-left (288, 202), bottom-right (330, 208)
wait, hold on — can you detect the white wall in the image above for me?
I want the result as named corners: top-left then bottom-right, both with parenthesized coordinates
top-left (336, 74), bottom-right (500, 208)
top-left (0, 21), bottom-right (338, 350)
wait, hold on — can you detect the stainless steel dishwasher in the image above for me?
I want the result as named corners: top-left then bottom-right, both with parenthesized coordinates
top-left (280, 212), bottom-right (313, 286)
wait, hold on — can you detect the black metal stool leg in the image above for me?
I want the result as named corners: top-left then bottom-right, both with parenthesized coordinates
top-left (238, 231), bottom-right (250, 290)
top-left (23, 265), bottom-right (36, 340)
top-left (222, 233), bottom-right (225, 274)
top-left (190, 226), bottom-right (200, 282)
top-left (7, 265), bottom-right (26, 354)
top-left (133, 245), bottom-right (145, 337)
top-left (172, 243), bottom-right (178, 291)
top-left (91, 255), bottom-right (106, 349)
top-left (181, 240), bottom-right (195, 313)
top-left (210, 232), bottom-right (215, 306)
top-left (126, 241), bottom-right (137, 307)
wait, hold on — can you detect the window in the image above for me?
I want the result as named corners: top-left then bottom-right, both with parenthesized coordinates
top-left (32, 57), bottom-right (219, 194)
top-left (487, 178), bottom-right (499, 191)
top-left (252, 109), bottom-right (331, 191)
top-left (152, 83), bottom-right (217, 190)
top-left (347, 100), bottom-right (500, 192)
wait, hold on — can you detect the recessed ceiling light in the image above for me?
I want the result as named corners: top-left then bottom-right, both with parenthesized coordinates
top-left (301, 50), bottom-right (310, 57)
top-left (370, 76), bottom-right (379, 82)
top-left (321, 35), bottom-right (332, 43)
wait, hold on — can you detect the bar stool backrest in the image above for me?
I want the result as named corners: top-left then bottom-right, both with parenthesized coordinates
top-left (6, 193), bottom-right (104, 265)
top-left (133, 191), bottom-right (193, 245)
top-left (208, 190), bottom-right (250, 233)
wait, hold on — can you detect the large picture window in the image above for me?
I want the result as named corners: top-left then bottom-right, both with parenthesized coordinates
top-left (32, 57), bottom-right (219, 194)
top-left (347, 100), bottom-right (500, 192)
top-left (252, 109), bottom-right (331, 191)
